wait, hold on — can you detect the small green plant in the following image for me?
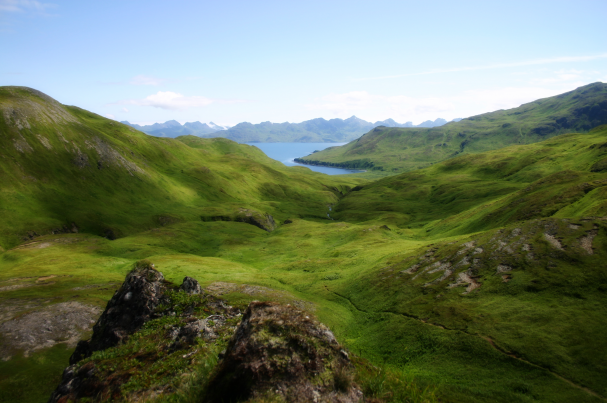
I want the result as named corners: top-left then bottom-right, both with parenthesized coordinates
top-left (332, 363), bottom-right (353, 392)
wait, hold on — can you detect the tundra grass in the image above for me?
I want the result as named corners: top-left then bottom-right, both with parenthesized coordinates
top-left (1, 86), bottom-right (607, 402)
top-left (333, 127), bottom-right (607, 234)
top-left (2, 216), bottom-right (605, 402)
top-left (0, 344), bottom-right (73, 403)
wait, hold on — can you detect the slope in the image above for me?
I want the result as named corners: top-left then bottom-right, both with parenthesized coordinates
top-left (298, 82), bottom-right (607, 173)
top-left (0, 86), bottom-right (360, 249)
top-left (333, 125), bottom-right (607, 233)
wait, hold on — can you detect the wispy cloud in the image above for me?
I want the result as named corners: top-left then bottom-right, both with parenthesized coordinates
top-left (115, 91), bottom-right (248, 110)
top-left (129, 75), bottom-right (167, 86)
top-left (528, 69), bottom-right (588, 85)
top-left (305, 91), bottom-right (454, 123)
top-left (0, 0), bottom-right (56, 15)
top-left (306, 85), bottom-right (569, 124)
top-left (356, 53), bottom-right (607, 81)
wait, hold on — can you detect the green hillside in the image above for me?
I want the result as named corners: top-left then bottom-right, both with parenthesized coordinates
top-left (1, 86), bottom-right (607, 403)
top-left (298, 82), bottom-right (607, 173)
top-left (0, 86), bottom-right (359, 250)
top-left (333, 126), bottom-right (607, 232)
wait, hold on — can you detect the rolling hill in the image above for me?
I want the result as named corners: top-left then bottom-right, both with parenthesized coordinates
top-left (0, 86), bottom-right (359, 250)
top-left (297, 82), bottom-right (607, 172)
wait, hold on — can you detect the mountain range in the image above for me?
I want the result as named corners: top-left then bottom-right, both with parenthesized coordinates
top-left (122, 116), bottom-right (458, 143)
top-left (120, 120), bottom-right (230, 138)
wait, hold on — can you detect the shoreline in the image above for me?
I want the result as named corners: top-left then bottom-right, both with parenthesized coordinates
top-left (292, 158), bottom-right (366, 173)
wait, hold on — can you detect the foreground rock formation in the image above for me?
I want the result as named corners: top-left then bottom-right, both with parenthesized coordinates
top-left (48, 262), bottom-right (360, 402)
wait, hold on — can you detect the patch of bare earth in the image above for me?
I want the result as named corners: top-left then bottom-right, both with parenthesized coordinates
top-left (579, 229), bottom-right (598, 255)
top-left (0, 301), bottom-right (102, 360)
top-left (448, 271), bottom-right (481, 294)
top-left (544, 233), bottom-right (564, 250)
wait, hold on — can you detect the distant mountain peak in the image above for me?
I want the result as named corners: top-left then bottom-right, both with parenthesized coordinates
top-left (122, 115), bottom-right (451, 141)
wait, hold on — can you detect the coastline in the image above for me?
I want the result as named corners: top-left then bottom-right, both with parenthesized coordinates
top-left (293, 157), bottom-right (376, 172)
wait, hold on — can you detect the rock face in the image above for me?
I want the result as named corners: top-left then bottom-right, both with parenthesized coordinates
top-left (200, 208), bottom-right (277, 232)
top-left (48, 264), bottom-right (237, 403)
top-left (179, 276), bottom-right (203, 294)
top-left (69, 260), bottom-right (166, 364)
top-left (203, 301), bottom-right (361, 403)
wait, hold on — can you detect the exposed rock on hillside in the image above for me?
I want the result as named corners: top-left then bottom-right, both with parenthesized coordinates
top-left (204, 301), bottom-right (361, 403)
top-left (200, 207), bottom-right (277, 232)
top-left (69, 260), bottom-right (167, 364)
top-left (49, 264), bottom-right (240, 402)
top-left (382, 218), bottom-right (605, 295)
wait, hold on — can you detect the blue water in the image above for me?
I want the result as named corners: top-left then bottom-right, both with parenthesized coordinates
top-left (245, 142), bottom-right (363, 175)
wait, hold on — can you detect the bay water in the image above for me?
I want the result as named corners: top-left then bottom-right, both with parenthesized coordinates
top-left (245, 142), bottom-right (363, 175)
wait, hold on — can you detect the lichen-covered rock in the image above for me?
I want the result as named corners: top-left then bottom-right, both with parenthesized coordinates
top-left (203, 301), bottom-right (361, 403)
top-left (69, 260), bottom-right (166, 364)
top-left (179, 276), bottom-right (203, 294)
top-left (49, 267), bottom-right (241, 403)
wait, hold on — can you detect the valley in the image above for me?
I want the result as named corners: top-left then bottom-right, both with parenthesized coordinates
top-left (0, 85), bottom-right (606, 402)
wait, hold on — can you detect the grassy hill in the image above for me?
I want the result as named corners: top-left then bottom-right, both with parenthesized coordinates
top-left (298, 82), bottom-right (607, 173)
top-left (0, 86), bottom-right (359, 250)
top-left (1, 86), bottom-right (607, 403)
top-left (333, 125), bottom-right (607, 232)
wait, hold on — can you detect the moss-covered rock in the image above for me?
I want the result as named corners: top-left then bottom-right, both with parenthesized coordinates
top-left (204, 301), bottom-right (361, 403)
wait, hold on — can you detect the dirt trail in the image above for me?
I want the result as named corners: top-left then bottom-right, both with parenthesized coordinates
top-left (324, 285), bottom-right (606, 402)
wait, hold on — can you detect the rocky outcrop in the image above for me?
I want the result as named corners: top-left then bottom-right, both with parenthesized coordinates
top-left (203, 301), bottom-right (361, 403)
top-left (200, 208), bottom-right (277, 232)
top-left (48, 264), bottom-right (239, 403)
top-left (68, 260), bottom-right (167, 364)
top-left (48, 264), bottom-right (358, 403)
top-left (179, 276), bottom-right (204, 294)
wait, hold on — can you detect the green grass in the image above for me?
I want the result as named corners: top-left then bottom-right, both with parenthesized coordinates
top-left (1, 86), bottom-right (607, 402)
top-left (0, 344), bottom-right (73, 403)
top-left (333, 126), bottom-right (607, 234)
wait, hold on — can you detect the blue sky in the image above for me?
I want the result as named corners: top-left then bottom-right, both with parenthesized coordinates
top-left (1, 0), bottom-right (606, 126)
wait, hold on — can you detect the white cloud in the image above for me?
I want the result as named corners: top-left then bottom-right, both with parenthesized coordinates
top-left (105, 114), bottom-right (115, 119)
top-left (0, 0), bottom-right (56, 14)
top-left (117, 91), bottom-right (247, 111)
top-left (356, 53), bottom-right (607, 81)
top-left (306, 91), bottom-right (455, 123)
top-left (306, 85), bottom-right (574, 124)
top-left (528, 69), bottom-right (591, 85)
top-left (129, 75), bottom-right (166, 86)
top-left (457, 87), bottom-right (560, 112)
top-left (122, 107), bottom-right (129, 112)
